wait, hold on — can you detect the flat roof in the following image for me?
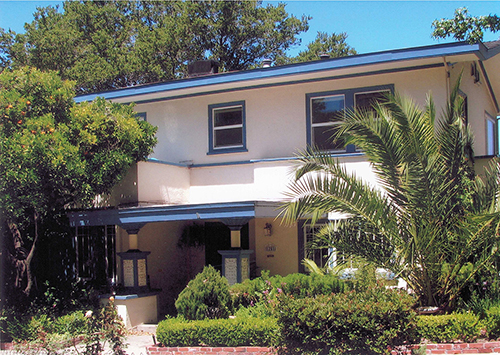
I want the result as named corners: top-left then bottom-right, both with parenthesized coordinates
top-left (75, 41), bottom-right (492, 103)
top-left (67, 201), bottom-right (282, 233)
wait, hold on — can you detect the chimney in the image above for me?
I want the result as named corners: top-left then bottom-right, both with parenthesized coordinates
top-left (262, 58), bottom-right (272, 68)
top-left (188, 60), bottom-right (219, 77)
top-left (319, 53), bottom-right (330, 60)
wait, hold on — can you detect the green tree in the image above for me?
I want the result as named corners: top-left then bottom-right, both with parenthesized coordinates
top-left (187, 1), bottom-right (309, 71)
top-left (281, 79), bottom-right (500, 309)
top-left (0, 67), bottom-right (157, 299)
top-left (1, 0), bottom-right (309, 93)
top-left (432, 7), bottom-right (500, 43)
top-left (277, 31), bottom-right (356, 65)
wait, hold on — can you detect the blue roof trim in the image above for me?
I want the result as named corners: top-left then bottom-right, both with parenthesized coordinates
top-left (146, 151), bottom-right (365, 169)
top-left (67, 201), bottom-right (259, 228)
top-left (75, 42), bottom-right (482, 103)
top-left (131, 63), bottom-right (442, 105)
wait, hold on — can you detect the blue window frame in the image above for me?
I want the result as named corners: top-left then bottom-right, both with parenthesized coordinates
top-left (208, 101), bottom-right (247, 155)
top-left (136, 112), bottom-right (147, 121)
top-left (306, 84), bottom-right (394, 152)
top-left (486, 111), bottom-right (497, 156)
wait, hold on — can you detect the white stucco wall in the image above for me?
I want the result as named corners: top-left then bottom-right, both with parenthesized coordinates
top-left (128, 59), bottom-right (496, 205)
top-left (450, 62), bottom-right (499, 156)
top-left (137, 161), bottom-right (190, 205)
top-left (136, 66), bottom-right (456, 166)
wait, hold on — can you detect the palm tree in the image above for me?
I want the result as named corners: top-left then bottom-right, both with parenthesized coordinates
top-left (281, 79), bottom-right (500, 309)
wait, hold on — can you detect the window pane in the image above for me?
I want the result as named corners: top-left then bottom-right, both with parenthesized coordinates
top-left (487, 118), bottom-right (495, 156)
top-left (312, 96), bottom-right (344, 123)
top-left (313, 125), bottom-right (342, 151)
top-left (215, 127), bottom-right (243, 147)
top-left (355, 91), bottom-right (388, 113)
top-left (214, 107), bottom-right (242, 127)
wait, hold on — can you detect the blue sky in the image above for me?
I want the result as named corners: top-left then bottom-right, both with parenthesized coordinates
top-left (0, 1), bottom-right (499, 56)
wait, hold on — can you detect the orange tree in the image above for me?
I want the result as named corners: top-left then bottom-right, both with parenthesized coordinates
top-left (0, 67), bottom-right (157, 302)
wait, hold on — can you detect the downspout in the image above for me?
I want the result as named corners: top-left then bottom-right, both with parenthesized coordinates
top-left (443, 56), bottom-right (450, 99)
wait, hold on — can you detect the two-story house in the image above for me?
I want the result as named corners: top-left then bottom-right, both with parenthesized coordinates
top-left (68, 40), bottom-right (500, 325)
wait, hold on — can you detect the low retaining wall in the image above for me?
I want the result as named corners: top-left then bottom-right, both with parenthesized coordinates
top-left (147, 343), bottom-right (500, 355)
top-left (406, 342), bottom-right (500, 354)
top-left (146, 346), bottom-right (275, 355)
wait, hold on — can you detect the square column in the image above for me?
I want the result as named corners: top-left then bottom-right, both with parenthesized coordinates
top-left (218, 249), bottom-right (253, 285)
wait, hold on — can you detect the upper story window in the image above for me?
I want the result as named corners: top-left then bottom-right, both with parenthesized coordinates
top-left (208, 101), bottom-right (247, 155)
top-left (136, 112), bottom-right (147, 121)
top-left (306, 85), bottom-right (393, 152)
top-left (355, 90), bottom-right (390, 115)
top-left (486, 112), bottom-right (497, 156)
top-left (310, 95), bottom-right (345, 151)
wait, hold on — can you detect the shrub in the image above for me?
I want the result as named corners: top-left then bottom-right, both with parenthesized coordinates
top-left (156, 316), bottom-right (279, 347)
top-left (53, 311), bottom-right (86, 337)
top-left (276, 286), bottom-right (417, 355)
top-left (175, 265), bottom-right (232, 320)
top-left (230, 271), bottom-right (346, 310)
top-left (2, 313), bottom-right (55, 342)
top-left (3, 301), bottom-right (126, 355)
top-left (416, 313), bottom-right (482, 343)
top-left (484, 306), bottom-right (500, 338)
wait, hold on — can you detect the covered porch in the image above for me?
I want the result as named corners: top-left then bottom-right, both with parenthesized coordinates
top-left (67, 201), bottom-right (297, 326)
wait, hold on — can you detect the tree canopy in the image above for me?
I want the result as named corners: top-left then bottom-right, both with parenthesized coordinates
top-left (281, 80), bottom-right (500, 309)
top-left (276, 31), bottom-right (356, 65)
top-left (0, 0), bottom-right (312, 93)
top-left (432, 7), bottom-right (500, 43)
top-left (0, 67), bottom-right (157, 296)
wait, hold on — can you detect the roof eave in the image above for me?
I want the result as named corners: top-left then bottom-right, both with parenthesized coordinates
top-left (75, 41), bottom-right (487, 103)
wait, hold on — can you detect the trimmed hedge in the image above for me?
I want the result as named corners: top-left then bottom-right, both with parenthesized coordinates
top-left (156, 316), bottom-right (279, 347)
top-left (416, 313), bottom-right (482, 343)
top-left (276, 287), bottom-right (417, 355)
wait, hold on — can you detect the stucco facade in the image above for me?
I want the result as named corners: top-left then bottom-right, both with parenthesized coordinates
top-left (69, 41), bottom-right (500, 321)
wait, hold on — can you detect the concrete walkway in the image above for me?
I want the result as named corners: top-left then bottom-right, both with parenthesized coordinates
top-left (0, 331), bottom-right (157, 355)
top-left (124, 334), bottom-right (156, 355)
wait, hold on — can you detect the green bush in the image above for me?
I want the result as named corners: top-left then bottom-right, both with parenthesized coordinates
top-left (156, 316), bottom-right (279, 347)
top-left (230, 271), bottom-right (346, 309)
top-left (276, 286), bottom-right (417, 355)
top-left (416, 313), bottom-right (482, 343)
top-left (484, 306), bottom-right (500, 338)
top-left (3, 314), bottom-right (54, 342)
top-left (53, 311), bottom-right (87, 337)
top-left (175, 265), bottom-right (232, 320)
top-left (2, 302), bottom-right (125, 355)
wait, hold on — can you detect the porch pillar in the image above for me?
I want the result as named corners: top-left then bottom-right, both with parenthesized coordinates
top-left (117, 223), bottom-right (152, 292)
top-left (218, 218), bottom-right (253, 285)
top-left (230, 229), bottom-right (241, 248)
top-left (128, 233), bottom-right (138, 250)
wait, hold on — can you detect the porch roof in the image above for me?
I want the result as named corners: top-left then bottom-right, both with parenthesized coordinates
top-left (67, 201), bottom-right (282, 232)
